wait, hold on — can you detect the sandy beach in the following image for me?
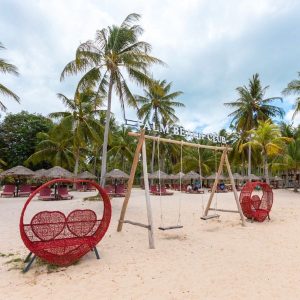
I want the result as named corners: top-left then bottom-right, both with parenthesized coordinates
top-left (1, 188), bottom-right (300, 300)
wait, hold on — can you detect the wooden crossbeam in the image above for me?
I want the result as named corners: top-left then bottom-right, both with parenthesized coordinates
top-left (208, 208), bottom-right (239, 213)
top-left (121, 220), bottom-right (151, 229)
top-left (128, 132), bottom-right (232, 151)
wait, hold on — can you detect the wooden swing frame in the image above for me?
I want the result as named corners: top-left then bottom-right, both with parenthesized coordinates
top-left (117, 130), bottom-right (246, 249)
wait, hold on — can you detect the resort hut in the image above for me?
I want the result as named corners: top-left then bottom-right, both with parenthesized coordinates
top-left (0, 166), bottom-right (35, 196)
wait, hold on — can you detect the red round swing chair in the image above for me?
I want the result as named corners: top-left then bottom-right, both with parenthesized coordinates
top-left (20, 178), bottom-right (111, 272)
top-left (239, 181), bottom-right (273, 222)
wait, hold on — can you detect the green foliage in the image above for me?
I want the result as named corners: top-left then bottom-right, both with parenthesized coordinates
top-left (0, 42), bottom-right (20, 111)
top-left (0, 111), bottom-right (53, 167)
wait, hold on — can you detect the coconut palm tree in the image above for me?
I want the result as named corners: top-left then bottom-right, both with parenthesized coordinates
top-left (282, 72), bottom-right (300, 119)
top-left (49, 90), bottom-right (104, 176)
top-left (26, 125), bottom-right (75, 169)
top-left (60, 13), bottom-right (163, 185)
top-left (107, 126), bottom-right (135, 172)
top-left (136, 79), bottom-right (184, 172)
top-left (242, 120), bottom-right (291, 184)
top-left (0, 43), bottom-right (19, 111)
top-left (224, 73), bottom-right (284, 177)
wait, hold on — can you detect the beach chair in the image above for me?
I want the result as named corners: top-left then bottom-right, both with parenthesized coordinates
top-left (1, 184), bottom-right (16, 197)
top-left (38, 187), bottom-right (55, 200)
top-left (86, 182), bottom-right (96, 191)
top-left (18, 184), bottom-right (32, 197)
top-left (150, 185), bottom-right (158, 194)
top-left (75, 182), bottom-right (85, 192)
top-left (115, 184), bottom-right (126, 197)
top-left (104, 185), bottom-right (115, 197)
top-left (57, 187), bottom-right (73, 200)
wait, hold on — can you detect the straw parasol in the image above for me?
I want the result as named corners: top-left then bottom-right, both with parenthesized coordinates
top-left (34, 169), bottom-right (48, 178)
top-left (105, 169), bottom-right (129, 179)
top-left (272, 175), bottom-right (283, 181)
top-left (243, 174), bottom-right (261, 181)
top-left (47, 166), bottom-right (74, 178)
top-left (206, 173), bottom-right (227, 180)
top-left (77, 171), bottom-right (97, 179)
top-left (148, 170), bottom-right (168, 180)
top-left (232, 173), bottom-right (244, 180)
top-left (172, 172), bottom-right (185, 180)
top-left (183, 171), bottom-right (204, 180)
top-left (0, 165), bottom-right (35, 177)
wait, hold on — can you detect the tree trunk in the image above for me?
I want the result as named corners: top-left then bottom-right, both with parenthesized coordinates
top-left (100, 77), bottom-right (113, 186)
top-left (73, 148), bottom-right (80, 189)
top-left (263, 153), bottom-right (269, 184)
top-left (248, 144), bottom-right (251, 181)
top-left (293, 170), bottom-right (299, 192)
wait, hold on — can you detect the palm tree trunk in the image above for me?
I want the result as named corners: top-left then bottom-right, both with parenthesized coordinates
top-left (100, 77), bottom-right (113, 186)
top-left (263, 153), bottom-right (269, 184)
top-left (73, 148), bottom-right (80, 189)
top-left (293, 170), bottom-right (299, 192)
top-left (151, 140), bottom-right (156, 173)
top-left (248, 144), bottom-right (251, 181)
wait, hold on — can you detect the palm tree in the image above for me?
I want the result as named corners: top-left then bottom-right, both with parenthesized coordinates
top-left (26, 125), bottom-right (75, 169)
top-left (60, 13), bottom-right (163, 185)
top-left (282, 72), bottom-right (300, 119)
top-left (0, 43), bottom-right (20, 111)
top-left (224, 73), bottom-right (284, 177)
top-left (242, 120), bottom-right (291, 184)
top-left (136, 79), bottom-right (184, 172)
top-left (107, 126), bottom-right (135, 172)
top-left (49, 90), bottom-right (104, 177)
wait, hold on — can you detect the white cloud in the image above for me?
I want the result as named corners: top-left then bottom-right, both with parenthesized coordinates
top-left (1, 0), bottom-right (300, 130)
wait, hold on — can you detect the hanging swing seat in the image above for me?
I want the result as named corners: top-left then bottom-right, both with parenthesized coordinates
top-left (201, 214), bottom-right (220, 220)
top-left (158, 225), bottom-right (183, 231)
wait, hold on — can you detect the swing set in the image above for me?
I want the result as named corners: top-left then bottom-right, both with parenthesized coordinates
top-left (117, 130), bottom-right (246, 249)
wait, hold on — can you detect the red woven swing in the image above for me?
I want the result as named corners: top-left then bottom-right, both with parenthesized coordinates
top-left (20, 178), bottom-right (111, 272)
top-left (239, 181), bottom-right (273, 222)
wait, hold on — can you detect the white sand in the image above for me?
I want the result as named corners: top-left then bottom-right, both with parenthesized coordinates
top-left (1, 188), bottom-right (300, 300)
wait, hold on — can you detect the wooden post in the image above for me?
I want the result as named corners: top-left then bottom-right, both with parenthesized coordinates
top-left (203, 149), bottom-right (226, 216)
top-left (142, 140), bottom-right (155, 249)
top-left (117, 130), bottom-right (145, 232)
top-left (225, 153), bottom-right (246, 226)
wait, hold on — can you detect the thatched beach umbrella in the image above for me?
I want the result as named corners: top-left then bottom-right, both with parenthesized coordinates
top-left (34, 169), bottom-right (48, 178)
top-left (273, 176), bottom-right (283, 181)
top-left (243, 174), bottom-right (260, 181)
top-left (0, 165), bottom-right (35, 177)
top-left (105, 169), bottom-right (129, 179)
top-left (148, 170), bottom-right (168, 180)
top-left (172, 172), bottom-right (185, 180)
top-left (232, 173), bottom-right (243, 180)
top-left (77, 171), bottom-right (97, 179)
top-left (47, 166), bottom-right (74, 178)
top-left (183, 171), bottom-right (204, 180)
top-left (0, 165), bottom-right (35, 196)
top-left (206, 173), bottom-right (227, 180)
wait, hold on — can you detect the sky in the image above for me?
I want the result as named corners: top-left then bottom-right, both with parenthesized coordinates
top-left (1, 0), bottom-right (300, 133)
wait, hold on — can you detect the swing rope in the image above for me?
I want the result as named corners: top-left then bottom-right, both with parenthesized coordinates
top-left (177, 141), bottom-right (183, 226)
top-left (198, 146), bottom-right (205, 214)
top-left (214, 149), bottom-right (218, 212)
top-left (158, 137), bottom-right (164, 228)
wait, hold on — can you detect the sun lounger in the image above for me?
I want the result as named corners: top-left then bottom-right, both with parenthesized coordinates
top-left (38, 187), bottom-right (55, 200)
top-left (57, 187), bottom-right (73, 200)
top-left (75, 182), bottom-right (86, 191)
top-left (18, 184), bottom-right (31, 197)
top-left (0, 184), bottom-right (16, 197)
top-left (86, 183), bottom-right (96, 191)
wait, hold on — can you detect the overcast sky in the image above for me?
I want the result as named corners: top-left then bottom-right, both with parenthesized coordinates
top-left (1, 0), bottom-right (300, 132)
